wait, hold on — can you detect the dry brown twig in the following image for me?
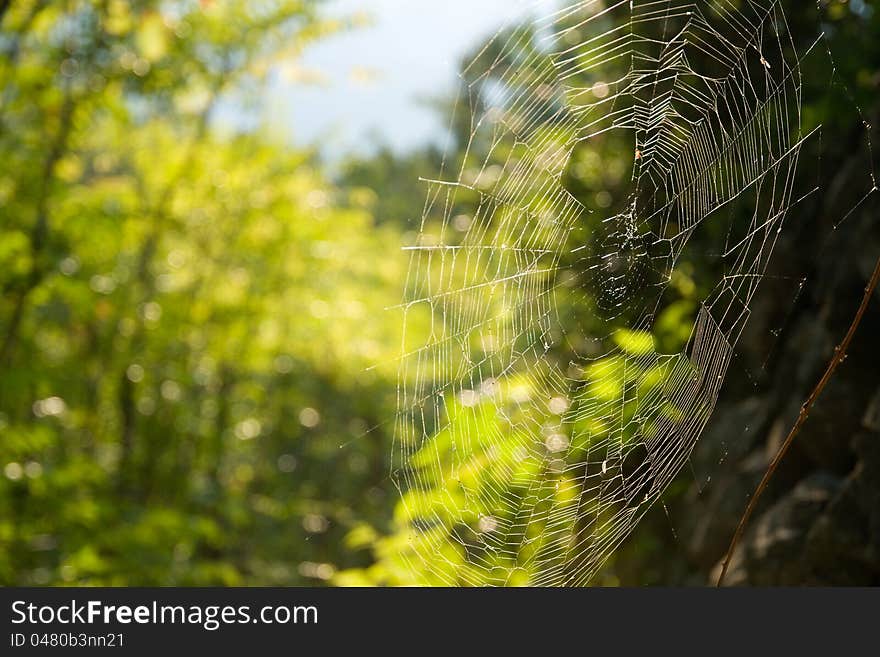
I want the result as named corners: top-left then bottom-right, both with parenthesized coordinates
top-left (717, 251), bottom-right (880, 586)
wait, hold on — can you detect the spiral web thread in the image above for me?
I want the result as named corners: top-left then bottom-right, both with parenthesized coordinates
top-left (393, 0), bottom-right (828, 586)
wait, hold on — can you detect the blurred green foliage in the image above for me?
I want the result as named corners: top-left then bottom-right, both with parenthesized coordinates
top-left (1, 0), bottom-right (877, 587)
top-left (0, 0), bottom-right (407, 585)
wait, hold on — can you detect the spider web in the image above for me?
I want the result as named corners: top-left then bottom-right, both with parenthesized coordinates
top-left (392, 0), bottom-right (868, 586)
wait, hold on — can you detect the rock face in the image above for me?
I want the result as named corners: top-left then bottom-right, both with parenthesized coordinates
top-left (608, 148), bottom-right (880, 585)
top-left (680, 207), bottom-right (880, 586)
top-left (592, 2), bottom-right (880, 587)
